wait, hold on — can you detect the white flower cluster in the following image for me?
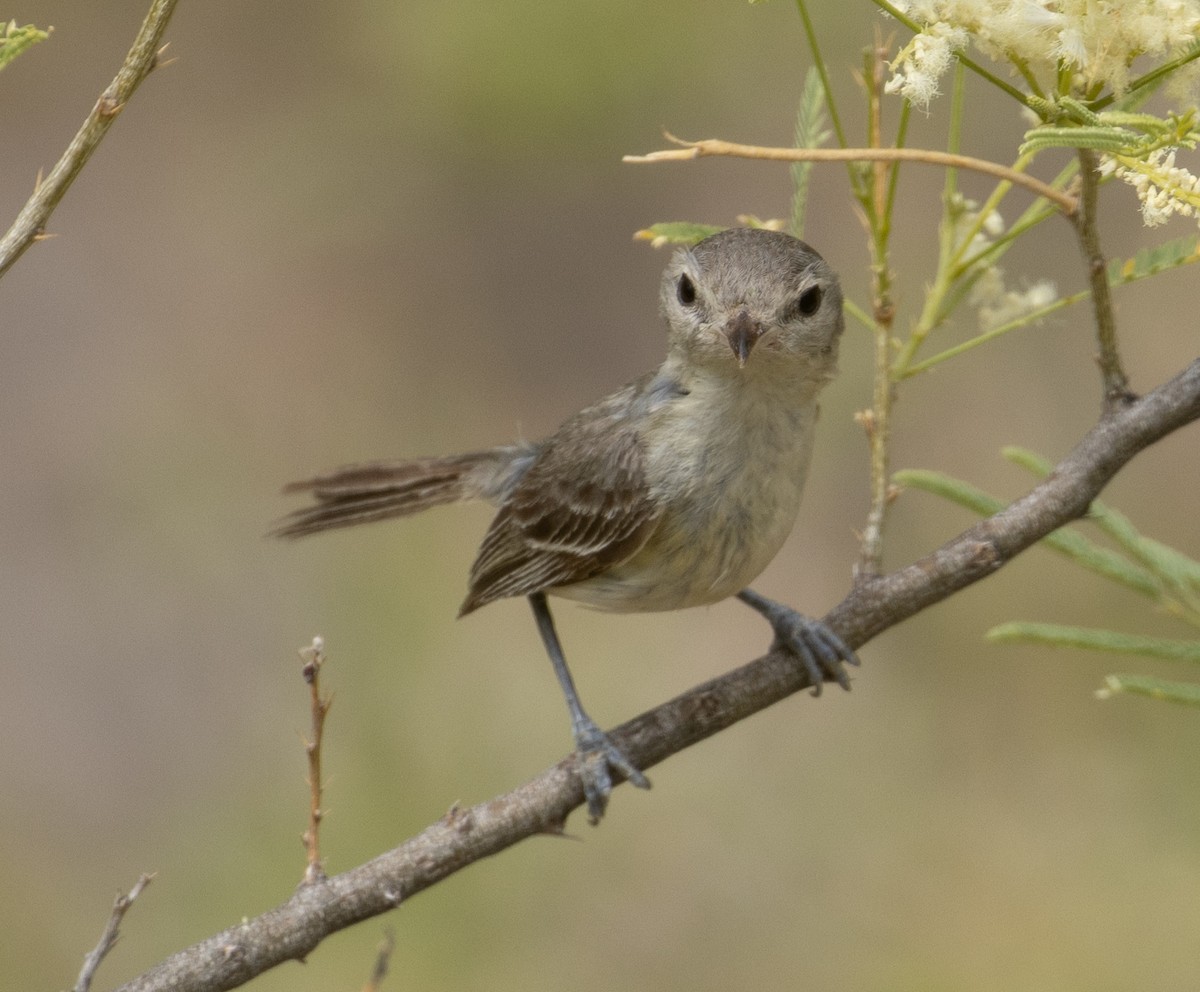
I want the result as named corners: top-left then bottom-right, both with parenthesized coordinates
top-left (952, 196), bottom-right (1059, 330)
top-left (884, 20), bottom-right (969, 105)
top-left (1099, 148), bottom-right (1200, 225)
top-left (885, 0), bottom-right (1200, 107)
top-left (972, 271), bottom-right (1059, 331)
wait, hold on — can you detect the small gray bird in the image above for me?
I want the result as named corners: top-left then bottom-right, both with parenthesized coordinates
top-left (275, 227), bottom-right (858, 822)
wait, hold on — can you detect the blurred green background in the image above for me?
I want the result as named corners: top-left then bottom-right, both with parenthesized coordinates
top-left (3, 2), bottom-right (1198, 990)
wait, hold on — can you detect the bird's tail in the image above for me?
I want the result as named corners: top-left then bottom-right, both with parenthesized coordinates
top-left (271, 445), bottom-right (535, 538)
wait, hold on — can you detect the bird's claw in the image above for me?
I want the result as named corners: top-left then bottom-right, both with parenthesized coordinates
top-left (738, 590), bottom-right (859, 695)
top-left (768, 608), bottom-right (859, 695)
top-left (573, 719), bottom-right (650, 824)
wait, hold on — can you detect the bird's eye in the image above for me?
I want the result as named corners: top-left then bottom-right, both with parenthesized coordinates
top-left (789, 286), bottom-right (823, 319)
top-left (677, 274), bottom-right (697, 306)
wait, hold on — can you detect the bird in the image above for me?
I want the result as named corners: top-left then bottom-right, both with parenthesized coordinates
top-left (274, 227), bottom-right (858, 823)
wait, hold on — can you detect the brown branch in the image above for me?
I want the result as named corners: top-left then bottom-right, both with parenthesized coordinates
top-left (111, 357), bottom-right (1200, 992)
top-left (298, 637), bottom-right (331, 885)
top-left (0, 0), bottom-right (182, 279)
top-left (75, 873), bottom-right (155, 992)
top-left (623, 135), bottom-right (1079, 215)
top-left (1073, 149), bottom-right (1133, 411)
top-left (856, 38), bottom-right (900, 582)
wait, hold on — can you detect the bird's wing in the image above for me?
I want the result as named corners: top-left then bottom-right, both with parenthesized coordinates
top-left (460, 382), bottom-right (661, 614)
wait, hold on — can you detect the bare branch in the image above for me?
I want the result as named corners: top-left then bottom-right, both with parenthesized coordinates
top-left (0, 0), bottom-right (182, 279)
top-left (75, 873), bottom-right (155, 992)
top-left (112, 358), bottom-right (1200, 992)
top-left (623, 135), bottom-right (1079, 214)
top-left (297, 636), bottom-right (332, 885)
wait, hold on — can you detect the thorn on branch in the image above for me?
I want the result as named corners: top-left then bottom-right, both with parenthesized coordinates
top-left (442, 802), bottom-right (476, 834)
top-left (98, 93), bottom-right (125, 119)
top-left (151, 42), bottom-right (177, 72)
top-left (537, 816), bottom-right (570, 837)
top-left (854, 408), bottom-right (877, 440)
top-left (74, 872), bottom-right (155, 992)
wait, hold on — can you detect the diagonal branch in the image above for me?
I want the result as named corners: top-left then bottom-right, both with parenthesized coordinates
top-left (0, 0), bottom-right (181, 279)
top-left (112, 357), bottom-right (1200, 992)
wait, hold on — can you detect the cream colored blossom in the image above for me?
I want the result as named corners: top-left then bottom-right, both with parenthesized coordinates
top-left (950, 196), bottom-right (1060, 329)
top-left (885, 22), bottom-right (969, 104)
top-left (1100, 147), bottom-right (1200, 226)
top-left (886, 0), bottom-right (1200, 107)
top-left (974, 279), bottom-right (1058, 331)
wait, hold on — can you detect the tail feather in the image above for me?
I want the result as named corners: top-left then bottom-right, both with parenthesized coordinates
top-left (272, 446), bottom-right (536, 539)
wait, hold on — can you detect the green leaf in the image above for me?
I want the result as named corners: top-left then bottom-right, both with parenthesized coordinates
top-left (988, 622), bottom-right (1200, 663)
top-left (1135, 537), bottom-right (1200, 595)
top-left (1020, 103), bottom-right (1197, 155)
top-left (633, 222), bottom-right (725, 248)
top-left (892, 469), bottom-right (1003, 516)
top-left (1097, 674), bottom-right (1200, 707)
top-left (790, 66), bottom-right (830, 240)
top-left (895, 468), bottom-right (1163, 598)
top-left (1000, 446), bottom-right (1052, 476)
top-left (1020, 125), bottom-right (1136, 155)
top-left (0, 21), bottom-right (50, 72)
top-left (1003, 446), bottom-right (1200, 624)
top-left (1106, 235), bottom-right (1200, 286)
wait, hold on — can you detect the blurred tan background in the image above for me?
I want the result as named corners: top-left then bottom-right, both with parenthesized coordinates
top-left (3, 2), bottom-right (1198, 990)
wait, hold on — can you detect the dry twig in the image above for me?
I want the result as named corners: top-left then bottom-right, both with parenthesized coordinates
top-left (75, 873), bottom-right (155, 992)
top-left (298, 636), bottom-right (332, 885)
top-left (624, 134), bottom-right (1079, 214)
top-left (361, 929), bottom-right (395, 992)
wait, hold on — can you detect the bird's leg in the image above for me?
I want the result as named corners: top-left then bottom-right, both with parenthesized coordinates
top-left (528, 592), bottom-right (651, 823)
top-left (736, 588), bottom-right (859, 696)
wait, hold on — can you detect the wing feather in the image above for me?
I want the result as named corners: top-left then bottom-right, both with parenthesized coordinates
top-left (460, 380), bottom-right (660, 614)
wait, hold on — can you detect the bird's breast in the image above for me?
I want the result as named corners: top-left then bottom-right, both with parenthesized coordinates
top-left (554, 379), bottom-right (819, 613)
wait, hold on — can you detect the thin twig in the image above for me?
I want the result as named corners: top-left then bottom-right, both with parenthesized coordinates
top-left (75, 873), bottom-right (155, 992)
top-left (298, 636), bottom-right (331, 885)
top-left (1073, 148), bottom-right (1133, 411)
top-left (623, 135), bottom-right (1078, 215)
top-left (361, 929), bottom-right (396, 992)
top-left (111, 358), bottom-right (1200, 992)
top-left (0, 0), bottom-right (182, 279)
top-left (856, 35), bottom-right (899, 581)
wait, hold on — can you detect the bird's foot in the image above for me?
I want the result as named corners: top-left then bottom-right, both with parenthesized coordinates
top-left (738, 589), bottom-right (859, 696)
top-left (572, 717), bottom-right (650, 825)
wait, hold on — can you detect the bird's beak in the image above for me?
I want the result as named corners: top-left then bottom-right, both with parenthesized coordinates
top-left (725, 310), bottom-right (763, 367)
